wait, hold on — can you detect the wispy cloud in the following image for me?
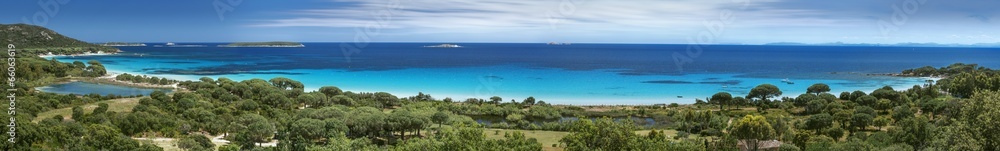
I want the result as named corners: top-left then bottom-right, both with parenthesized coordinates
top-left (249, 0), bottom-right (1000, 43)
top-left (251, 0), bottom-right (790, 31)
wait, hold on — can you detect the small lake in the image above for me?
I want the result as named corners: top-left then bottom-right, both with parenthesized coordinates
top-left (470, 115), bottom-right (658, 127)
top-left (36, 82), bottom-right (172, 96)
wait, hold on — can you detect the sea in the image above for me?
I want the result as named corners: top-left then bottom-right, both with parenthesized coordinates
top-left (46, 43), bottom-right (1000, 105)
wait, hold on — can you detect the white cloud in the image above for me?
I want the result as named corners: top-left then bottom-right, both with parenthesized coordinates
top-left (248, 0), bottom-right (1000, 44)
top-left (250, 0), bottom-right (799, 32)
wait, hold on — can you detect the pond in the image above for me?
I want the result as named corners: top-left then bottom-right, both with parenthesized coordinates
top-left (36, 82), bottom-right (172, 96)
top-left (470, 115), bottom-right (658, 127)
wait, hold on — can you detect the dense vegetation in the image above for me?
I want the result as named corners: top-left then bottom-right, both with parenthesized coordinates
top-left (3, 25), bottom-right (1000, 150)
top-left (4, 57), bottom-right (107, 88)
top-left (7, 55), bottom-right (999, 150)
top-left (116, 73), bottom-right (179, 85)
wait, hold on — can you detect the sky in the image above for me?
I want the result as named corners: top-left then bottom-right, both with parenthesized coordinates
top-left (2, 0), bottom-right (998, 44)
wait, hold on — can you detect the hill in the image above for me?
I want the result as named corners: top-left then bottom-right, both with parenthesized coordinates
top-left (0, 23), bottom-right (118, 55)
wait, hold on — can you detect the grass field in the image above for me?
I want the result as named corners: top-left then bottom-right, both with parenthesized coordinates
top-left (136, 138), bottom-right (181, 151)
top-left (484, 129), bottom-right (692, 151)
top-left (32, 97), bottom-right (144, 122)
top-left (484, 129), bottom-right (569, 151)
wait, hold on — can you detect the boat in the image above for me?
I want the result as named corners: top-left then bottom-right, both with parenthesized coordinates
top-left (166, 42), bottom-right (175, 46)
top-left (677, 96), bottom-right (683, 98)
top-left (424, 44), bottom-right (462, 48)
top-left (547, 42), bottom-right (572, 45)
top-left (782, 78), bottom-right (795, 84)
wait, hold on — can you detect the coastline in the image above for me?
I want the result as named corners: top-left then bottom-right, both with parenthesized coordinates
top-left (38, 51), bottom-right (120, 58)
top-left (82, 73), bottom-right (179, 89)
top-left (69, 67), bottom-right (937, 106)
top-left (38, 46), bottom-right (948, 105)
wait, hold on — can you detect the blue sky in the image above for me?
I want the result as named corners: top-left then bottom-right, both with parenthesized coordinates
top-left (2, 0), bottom-right (998, 44)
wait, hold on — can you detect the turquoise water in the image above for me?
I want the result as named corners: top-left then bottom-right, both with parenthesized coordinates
top-left (46, 43), bottom-right (991, 105)
top-left (36, 82), bottom-right (172, 96)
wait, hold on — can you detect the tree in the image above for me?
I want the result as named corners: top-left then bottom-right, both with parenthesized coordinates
top-left (955, 90), bottom-right (1000, 150)
top-left (319, 86), bottom-right (343, 97)
top-left (710, 92), bottom-right (732, 111)
top-left (83, 124), bottom-right (158, 150)
top-left (506, 114), bottom-right (526, 127)
top-left (560, 117), bottom-right (645, 151)
top-left (824, 101), bottom-right (844, 115)
top-left (871, 89), bottom-right (900, 102)
top-left (374, 92), bottom-right (400, 107)
top-left (945, 72), bottom-right (1000, 98)
top-left (851, 113), bottom-right (873, 131)
top-left (233, 114), bottom-right (276, 147)
top-left (807, 83), bottom-right (831, 95)
top-left (805, 99), bottom-right (825, 115)
top-left (269, 77), bottom-right (304, 90)
top-left (890, 116), bottom-right (935, 150)
top-left (823, 127), bottom-right (844, 140)
top-left (431, 111), bottom-right (449, 130)
top-left (199, 77), bottom-right (216, 83)
top-left (849, 91), bottom-right (867, 101)
top-left (875, 99), bottom-right (892, 112)
top-left (854, 95), bottom-right (877, 107)
top-left (804, 136), bottom-right (835, 151)
top-left (290, 118), bottom-right (326, 141)
top-left (489, 96), bottom-right (503, 105)
top-left (747, 84), bottom-right (782, 112)
top-left (872, 116), bottom-right (890, 130)
top-left (178, 134), bottom-right (214, 151)
top-left (891, 105), bottom-right (913, 121)
top-left (296, 93), bottom-right (325, 108)
top-left (72, 106), bottom-right (84, 121)
top-left (795, 94), bottom-right (818, 107)
top-left (839, 92), bottom-right (851, 100)
top-left (806, 113), bottom-right (833, 132)
top-left (833, 110), bottom-right (852, 128)
top-left (522, 96), bottom-right (536, 106)
top-left (731, 115), bottom-right (775, 151)
top-left (646, 129), bottom-right (666, 140)
top-left (854, 106), bottom-right (875, 117)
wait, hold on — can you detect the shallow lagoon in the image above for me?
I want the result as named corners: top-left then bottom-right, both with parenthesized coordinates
top-left (48, 43), bottom-right (998, 105)
top-left (36, 82), bottom-right (172, 96)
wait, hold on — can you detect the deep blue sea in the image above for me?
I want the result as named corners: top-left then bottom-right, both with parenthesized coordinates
top-left (47, 43), bottom-right (1000, 105)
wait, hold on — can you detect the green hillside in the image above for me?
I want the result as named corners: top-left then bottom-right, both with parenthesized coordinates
top-left (0, 23), bottom-right (117, 55)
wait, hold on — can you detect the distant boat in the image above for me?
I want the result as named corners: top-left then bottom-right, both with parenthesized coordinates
top-left (166, 42), bottom-right (175, 46)
top-left (677, 96), bottom-right (683, 98)
top-left (782, 78), bottom-right (795, 84)
top-left (424, 44), bottom-right (462, 48)
top-left (547, 42), bottom-right (571, 45)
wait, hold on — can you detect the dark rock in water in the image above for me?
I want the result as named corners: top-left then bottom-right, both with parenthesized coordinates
top-left (699, 80), bottom-right (742, 85)
top-left (642, 80), bottom-right (694, 84)
top-left (483, 75), bottom-right (504, 79)
top-left (161, 61), bottom-right (200, 64)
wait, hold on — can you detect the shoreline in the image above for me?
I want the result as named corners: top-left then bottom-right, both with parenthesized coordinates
top-left (38, 51), bottom-right (120, 58)
top-left (97, 70), bottom-right (939, 106)
top-left (43, 53), bottom-right (942, 105)
top-left (85, 73), bottom-right (180, 89)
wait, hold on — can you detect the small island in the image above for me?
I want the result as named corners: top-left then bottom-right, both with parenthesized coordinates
top-left (218, 41), bottom-right (305, 47)
top-left (97, 42), bottom-right (147, 46)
